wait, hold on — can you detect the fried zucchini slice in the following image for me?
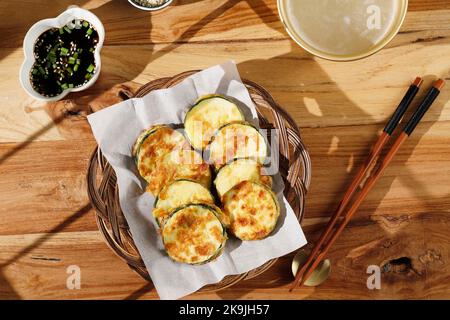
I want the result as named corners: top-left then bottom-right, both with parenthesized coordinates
top-left (153, 180), bottom-right (215, 227)
top-left (135, 125), bottom-right (188, 189)
top-left (169, 149), bottom-right (212, 188)
top-left (132, 125), bottom-right (165, 159)
top-left (214, 158), bottom-right (272, 199)
top-left (135, 125), bottom-right (210, 194)
top-left (162, 204), bottom-right (227, 265)
top-left (208, 122), bottom-right (268, 170)
top-left (222, 181), bottom-right (280, 241)
top-left (144, 149), bottom-right (212, 195)
top-left (184, 94), bottom-right (244, 150)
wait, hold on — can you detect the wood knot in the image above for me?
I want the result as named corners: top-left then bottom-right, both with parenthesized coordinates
top-left (419, 249), bottom-right (443, 266)
top-left (381, 256), bottom-right (423, 276)
top-left (372, 214), bottom-right (411, 233)
top-left (382, 239), bottom-right (395, 249)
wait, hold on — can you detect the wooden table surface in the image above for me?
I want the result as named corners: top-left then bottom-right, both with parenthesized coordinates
top-left (1, 0), bottom-right (449, 300)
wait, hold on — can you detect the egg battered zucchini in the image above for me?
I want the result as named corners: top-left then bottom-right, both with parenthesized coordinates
top-left (207, 122), bottom-right (268, 170)
top-left (144, 149), bottom-right (212, 195)
top-left (135, 125), bottom-right (188, 191)
top-left (222, 181), bottom-right (279, 241)
top-left (162, 204), bottom-right (227, 265)
top-left (132, 125), bottom-right (165, 160)
top-left (153, 179), bottom-right (215, 227)
top-left (184, 94), bottom-right (244, 150)
top-left (214, 158), bottom-right (272, 199)
top-left (167, 150), bottom-right (212, 187)
top-left (134, 125), bottom-right (213, 194)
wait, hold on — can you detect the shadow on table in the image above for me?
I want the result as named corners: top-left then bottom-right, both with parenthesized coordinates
top-left (369, 75), bottom-right (449, 220)
top-left (0, 271), bottom-right (20, 300)
top-left (1, 0), bottom-right (448, 299)
top-left (214, 55), bottom-right (374, 299)
top-left (218, 3), bottom-right (449, 298)
top-left (0, 203), bottom-right (92, 300)
top-left (329, 75), bottom-right (449, 292)
top-left (0, 0), bottom-right (234, 165)
top-left (0, 0), bottom-right (231, 300)
top-left (124, 282), bottom-right (155, 300)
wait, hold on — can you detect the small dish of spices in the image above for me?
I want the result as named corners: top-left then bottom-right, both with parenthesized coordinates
top-left (128, 0), bottom-right (173, 11)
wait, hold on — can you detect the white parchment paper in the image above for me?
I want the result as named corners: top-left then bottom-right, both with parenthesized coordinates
top-left (87, 61), bottom-right (307, 300)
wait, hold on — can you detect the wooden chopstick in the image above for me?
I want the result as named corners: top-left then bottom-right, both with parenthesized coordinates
top-left (296, 79), bottom-right (444, 289)
top-left (289, 77), bottom-right (433, 292)
top-left (289, 77), bottom-right (423, 291)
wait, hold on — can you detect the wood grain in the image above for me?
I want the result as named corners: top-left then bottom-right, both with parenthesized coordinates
top-left (0, 0), bottom-right (449, 299)
top-left (2, 35), bottom-right (450, 143)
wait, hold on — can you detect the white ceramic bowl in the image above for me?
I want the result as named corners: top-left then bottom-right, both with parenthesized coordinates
top-left (127, 0), bottom-right (173, 11)
top-left (19, 6), bottom-right (105, 102)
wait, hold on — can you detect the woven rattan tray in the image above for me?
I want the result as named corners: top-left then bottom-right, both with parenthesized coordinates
top-left (86, 70), bottom-right (312, 292)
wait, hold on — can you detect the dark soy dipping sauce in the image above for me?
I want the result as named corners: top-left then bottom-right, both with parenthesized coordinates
top-left (30, 19), bottom-right (99, 97)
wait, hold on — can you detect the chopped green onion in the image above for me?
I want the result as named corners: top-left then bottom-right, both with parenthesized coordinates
top-left (60, 47), bottom-right (69, 56)
top-left (31, 19), bottom-right (98, 97)
top-left (48, 53), bottom-right (56, 63)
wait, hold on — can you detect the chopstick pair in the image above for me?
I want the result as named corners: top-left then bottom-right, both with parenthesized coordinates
top-left (290, 77), bottom-right (445, 292)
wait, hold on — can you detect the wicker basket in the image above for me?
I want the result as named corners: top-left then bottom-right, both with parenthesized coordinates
top-left (86, 70), bottom-right (312, 292)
